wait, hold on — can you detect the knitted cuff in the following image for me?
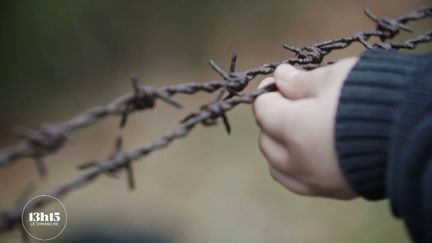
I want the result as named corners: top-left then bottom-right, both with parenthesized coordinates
top-left (335, 50), bottom-right (418, 200)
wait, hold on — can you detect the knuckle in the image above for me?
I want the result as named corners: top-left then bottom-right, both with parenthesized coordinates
top-left (258, 135), bottom-right (265, 152)
top-left (252, 97), bottom-right (263, 113)
top-left (253, 97), bottom-right (266, 125)
top-left (253, 94), bottom-right (281, 127)
top-left (274, 64), bottom-right (294, 79)
top-left (257, 77), bottom-right (275, 90)
top-left (269, 168), bottom-right (312, 196)
top-left (269, 169), bottom-right (280, 182)
top-left (291, 78), bottom-right (309, 97)
top-left (284, 180), bottom-right (312, 196)
top-left (287, 186), bottom-right (311, 196)
top-left (253, 94), bottom-right (266, 112)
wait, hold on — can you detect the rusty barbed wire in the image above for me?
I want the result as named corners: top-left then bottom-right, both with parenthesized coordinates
top-left (0, 6), bottom-right (431, 233)
top-left (0, 6), bottom-right (431, 172)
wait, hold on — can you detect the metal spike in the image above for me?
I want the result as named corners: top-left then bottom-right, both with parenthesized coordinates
top-left (120, 110), bottom-right (129, 128)
top-left (364, 9), bottom-right (378, 22)
top-left (209, 60), bottom-right (229, 79)
top-left (158, 93), bottom-right (183, 109)
top-left (77, 161), bottom-right (98, 170)
top-left (131, 75), bottom-right (141, 95)
top-left (115, 136), bottom-right (123, 153)
top-left (34, 157), bottom-right (47, 178)
top-left (125, 161), bottom-right (135, 190)
top-left (399, 23), bottom-right (413, 32)
top-left (229, 53), bottom-right (237, 73)
top-left (283, 44), bottom-right (302, 54)
top-left (221, 113), bottom-right (231, 134)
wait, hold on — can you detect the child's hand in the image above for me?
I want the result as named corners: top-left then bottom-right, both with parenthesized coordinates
top-left (253, 58), bottom-right (359, 199)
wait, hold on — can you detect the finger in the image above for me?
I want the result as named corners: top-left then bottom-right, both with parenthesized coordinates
top-left (269, 167), bottom-right (313, 196)
top-left (253, 91), bottom-right (291, 142)
top-left (259, 132), bottom-right (290, 172)
top-left (257, 77), bottom-right (275, 90)
top-left (274, 64), bottom-right (321, 100)
top-left (274, 63), bottom-right (301, 81)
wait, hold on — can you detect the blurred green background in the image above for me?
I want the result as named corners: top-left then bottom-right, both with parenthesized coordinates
top-left (0, 0), bottom-right (431, 242)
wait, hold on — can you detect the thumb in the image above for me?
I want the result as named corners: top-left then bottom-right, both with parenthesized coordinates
top-left (274, 64), bottom-right (320, 100)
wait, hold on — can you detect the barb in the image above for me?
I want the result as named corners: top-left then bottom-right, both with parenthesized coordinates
top-left (0, 6), bottom-right (431, 233)
top-left (0, 83), bottom-right (277, 232)
top-left (374, 31), bottom-right (432, 50)
top-left (0, 6), bottom-right (431, 170)
top-left (0, 80), bottom-right (225, 168)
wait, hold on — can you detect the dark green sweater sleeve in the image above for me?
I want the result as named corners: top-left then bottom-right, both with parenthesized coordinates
top-left (335, 50), bottom-right (432, 243)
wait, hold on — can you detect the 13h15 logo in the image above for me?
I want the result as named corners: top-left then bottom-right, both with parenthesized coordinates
top-left (22, 195), bottom-right (67, 241)
top-left (28, 211), bottom-right (61, 226)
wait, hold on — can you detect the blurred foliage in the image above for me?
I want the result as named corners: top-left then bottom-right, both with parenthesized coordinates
top-left (0, 1), bottom-right (290, 122)
top-left (1, 0), bottom-right (428, 126)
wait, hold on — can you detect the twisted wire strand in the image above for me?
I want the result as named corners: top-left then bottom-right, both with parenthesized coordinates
top-left (0, 6), bottom-right (430, 170)
top-left (0, 6), bottom-right (431, 233)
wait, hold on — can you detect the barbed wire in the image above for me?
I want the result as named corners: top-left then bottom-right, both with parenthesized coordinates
top-left (0, 5), bottom-right (431, 234)
top-left (0, 6), bottom-right (431, 171)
